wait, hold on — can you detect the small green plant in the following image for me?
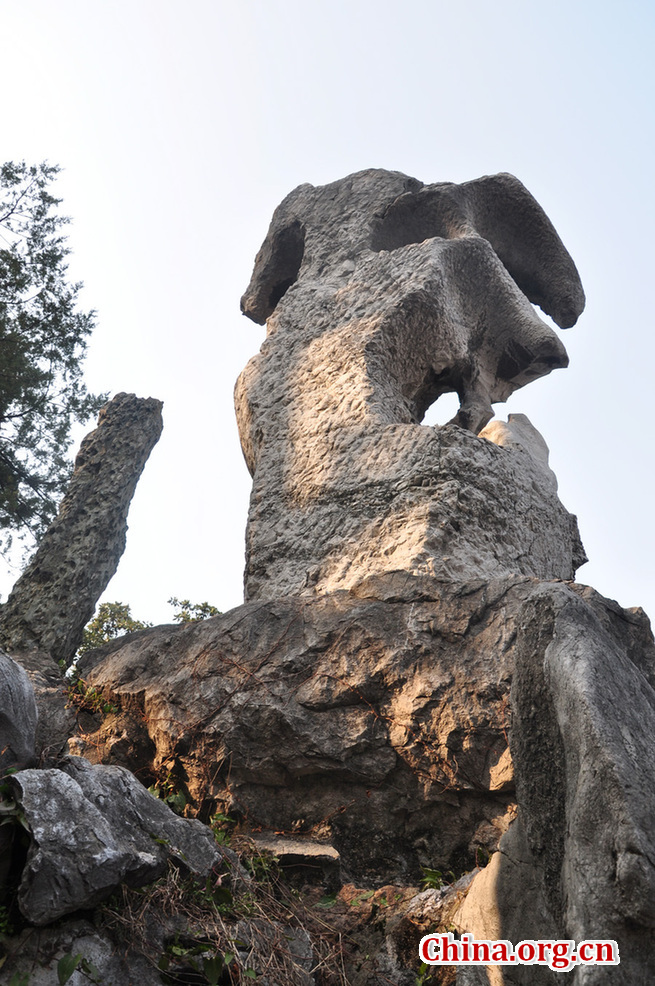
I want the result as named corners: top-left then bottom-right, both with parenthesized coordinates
top-left (415, 960), bottom-right (434, 985)
top-left (65, 677), bottom-right (118, 716)
top-left (57, 952), bottom-right (103, 984)
top-left (209, 811), bottom-right (235, 847)
top-left (147, 771), bottom-right (187, 815)
top-left (158, 936), bottom-right (235, 985)
top-left (315, 893), bottom-right (338, 909)
top-left (475, 845), bottom-right (491, 868)
top-left (195, 872), bottom-right (234, 913)
top-left (8, 973), bottom-right (30, 986)
top-left (351, 889), bottom-right (375, 906)
top-left (419, 866), bottom-right (455, 890)
top-left (244, 850), bottom-right (279, 882)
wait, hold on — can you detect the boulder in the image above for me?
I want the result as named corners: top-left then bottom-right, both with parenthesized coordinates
top-left (10, 756), bottom-right (238, 925)
top-left (0, 649), bottom-right (38, 897)
top-left (76, 573), bottom-right (529, 883)
top-left (452, 817), bottom-right (559, 985)
top-left (0, 919), bottom-right (160, 986)
top-left (74, 574), bottom-right (655, 981)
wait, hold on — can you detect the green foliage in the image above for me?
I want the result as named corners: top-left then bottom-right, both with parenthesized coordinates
top-left (65, 677), bottom-right (118, 716)
top-left (57, 952), bottom-right (103, 984)
top-left (148, 771), bottom-right (187, 815)
top-left (0, 161), bottom-right (105, 550)
top-left (243, 850), bottom-right (279, 882)
top-left (349, 889), bottom-right (375, 907)
top-left (415, 961), bottom-right (435, 985)
top-left (418, 865), bottom-right (456, 890)
top-left (77, 601), bottom-right (152, 655)
top-left (57, 953), bottom-right (82, 984)
top-left (168, 597), bottom-right (221, 623)
top-left (158, 936), bottom-right (236, 985)
top-left (315, 893), bottom-right (338, 909)
top-left (209, 811), bottom-right (236, 847)
top-left (76, 597), bottom-right (221, 660)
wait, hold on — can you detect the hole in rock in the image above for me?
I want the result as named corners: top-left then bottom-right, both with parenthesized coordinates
top-left (421, 391), bottom-right (461, 426)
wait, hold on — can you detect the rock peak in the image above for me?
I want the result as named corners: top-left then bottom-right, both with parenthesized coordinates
top-left (236, 170), bottom-right (586, 600)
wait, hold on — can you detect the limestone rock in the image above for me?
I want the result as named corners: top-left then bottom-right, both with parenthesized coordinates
top-left (5, 646), bottom-right (77, 763)
top-left (440, 582), bottom-right (655, 984)
top-left (236, 170), bottom-right (585, 600)
top-left (478, 412), bottom-right (558, 493)
top-left (0, 392), bottom-right (163, 667)
top-left (452, 818), bottom-right (559, 985)
top-left (249, 832), bottom-right (341, 889)
top-left (240, 414), bottom-right (586, 600)
top-left (10, 756), bottom-right (234, 925)
top-left (75, 573), bottom-right (533, 883)
top-left (0, 650), bottom-right (38, 898)
top-left (509, 583), bottom-right (655, 983)
top-left (0, 919), bottom-right (160, 986)
top-left (74, 574), bottom-right (655, 980)
top-left (0, 650), bottom-right (37, 773)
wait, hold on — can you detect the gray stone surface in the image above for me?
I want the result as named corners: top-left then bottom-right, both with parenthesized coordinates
top-left (76, 573), bottom-right (529, 882)
top-left (453, 817), bottom-right (559, 985)
top-left (236, 169), bottom-right (585, 600)
top-left (0, 392), bottom-right (163, 667)
top-left (510, 583), bottom-right (655, 983)
top-left (5, 645), bottom-right (77, 763)
top-left (11, 755), bottom-right (233, 925)
top-left (0, 649), bottom-right (38, 897)
top-left (0, 919), bottom-right (161, 986)
top-left (0, 649), bottom-right (37, 773)
top-left (75, 575), bottom-right (655, 979)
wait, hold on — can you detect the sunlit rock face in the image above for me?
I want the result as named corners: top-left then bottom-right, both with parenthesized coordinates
top-left (236, 169), bottom-right (586, 600)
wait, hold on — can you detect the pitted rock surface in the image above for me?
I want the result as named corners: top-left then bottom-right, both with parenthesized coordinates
top-left (237, 169), bottom-right (585, 599)
top-left (0, 392), bottom-right (163, 666)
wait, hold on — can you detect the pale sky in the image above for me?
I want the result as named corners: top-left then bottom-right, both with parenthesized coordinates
top-left (1, 0), bottom-right (654, 626)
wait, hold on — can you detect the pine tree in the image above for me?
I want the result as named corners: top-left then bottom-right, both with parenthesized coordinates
top-left (0, 161), bottom-right (104, 549)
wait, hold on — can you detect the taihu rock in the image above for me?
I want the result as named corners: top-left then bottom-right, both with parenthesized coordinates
top-left (74, 574), bottom-right (655, 980)
top-left (236, 169), bottom-right (585, 600)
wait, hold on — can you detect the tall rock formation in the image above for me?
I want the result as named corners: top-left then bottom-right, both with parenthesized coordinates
top-left (235, 170), bottom-right (586, 600)
top-left (0, 392), bottom-right (163, 667)
top-left (3, 171), bottom-right (653, 986)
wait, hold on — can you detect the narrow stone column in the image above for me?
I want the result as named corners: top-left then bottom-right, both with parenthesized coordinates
top-left (0, 392), bottom-right (163, 666)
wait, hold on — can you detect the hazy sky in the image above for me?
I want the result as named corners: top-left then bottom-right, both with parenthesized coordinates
top-left (1, 0), bottom-right (654, 625)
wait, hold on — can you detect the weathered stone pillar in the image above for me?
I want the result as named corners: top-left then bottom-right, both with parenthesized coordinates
top-left (0, 392), bottom-right (163, 667)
